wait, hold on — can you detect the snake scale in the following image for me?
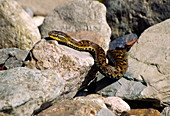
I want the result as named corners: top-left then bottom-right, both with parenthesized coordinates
top-left (48, 31), bottom-right (138, 80)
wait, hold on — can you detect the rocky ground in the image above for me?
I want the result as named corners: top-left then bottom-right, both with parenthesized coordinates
top-left (0, 0), bottom-right (170, 116)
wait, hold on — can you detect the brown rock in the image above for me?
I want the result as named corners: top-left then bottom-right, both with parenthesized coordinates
top-left (75, 94), bottom-right (130, 116)
top-left (36, 100), bottom-right (102, 116)
top-left (121, 108), bottom-right (160, 116)
top-left (24, 39), bottom-right (94, 98)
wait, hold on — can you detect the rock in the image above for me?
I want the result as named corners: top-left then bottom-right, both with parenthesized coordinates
top-left (24, 39), bottom-right (94, 98)
top-left (36, 99), bottom-right (102, 116)
top-left (105, 0), bottom-right (170, 39)
top-left (23, 7), bottom-right (34, 17)
top-left (16, 0), bottom-right (72, 16)
top-left (0, 0), bottom-right (41, 50)
top-left (97, 108), bottom-right (116, 116)
top-left (127, 19), bottom-right (170, 106)
top-left (122, 108), bottom-right (160, 116)
top-left (104, 97), bottom-right (130, 115)
top-left (0, 48), bottom-right (28, 70)
top-left (0, 67), bottom-right (65, 116)
top-left (68, 31), bottom-right (104, 47)
top-left (161, 107), bottom-right (170, 116)
top-left (74, 94), bottom-right (107, 109)
top-left (40, 0), bottom-right (111, 51)
top-left (37, 94), bottom-right (124, 116)
top-left (32, 16), bottom-right (45, 27)
top-left (75, 94), bottom-right (130, 116)
top-left (96, 76), bottom-right (146, 99)
top-left (96, 19), bottom-right (170, 109)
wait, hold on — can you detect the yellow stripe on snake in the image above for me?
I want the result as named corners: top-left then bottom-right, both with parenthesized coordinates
top-left (48, 31), bottom-right (138, 80)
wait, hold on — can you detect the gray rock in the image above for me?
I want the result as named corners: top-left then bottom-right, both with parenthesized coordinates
top-left (0, 67), bottom-right (65, 116)
top-left (40, 0), bottom-right (111, 51)
top-left (97, 108), bottom-right (116, 116)
top-left (127, 19), bottom-right (170, 106)
top-left (0, 48), bottom-right (28, 70)
top-left (96, 77), bottom-right (146, 99)
top-left (105, 0), bottom-right (170, 39)
top-left (0, 0), bottom-right (41, 50)
top-left (23, 7), bottom-right (34, 17)
top-left (161, 107), bottom-right (170, 116)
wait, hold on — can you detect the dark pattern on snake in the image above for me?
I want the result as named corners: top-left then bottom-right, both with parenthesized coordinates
top-left (48, 31), bottom-right (138, 80)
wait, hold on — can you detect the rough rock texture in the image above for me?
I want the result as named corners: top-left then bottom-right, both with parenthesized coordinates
top-left (95, 19), bottom-right (170, 108)
top-left (0, 48), bottom-right (28, 70)
top-left (16, 0), bottom-right (72, 16)
top-left (36, 100), bottom-right (103, 116)
top-left (105, 0), bottom-right (170, 39)
top-left (104, 97), bottom-right (130, 115)
top-left (40, 0), bottom-right (111, 51)
top-left (36, 94), bottom-right (124, 116)
top-left (74, 94), bottom-right (107, 109)
top-left (75, 94), bottom-right (130, 116)
top-left (127, 19), bottom-right (170, 107)
top-left (161, 107), bottom-right (170, 116)
top-left (24, 39), bottom-right (94, 98)
top-left (122, 108), bottom-right (160, 116)
top-left (0, 67), bottom-right (65, 116)
top-left (0, 0), bottom-right (41, 50)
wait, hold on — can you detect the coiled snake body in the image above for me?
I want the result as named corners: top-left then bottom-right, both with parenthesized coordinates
top-left (48, 31), bottom-right (138, 80)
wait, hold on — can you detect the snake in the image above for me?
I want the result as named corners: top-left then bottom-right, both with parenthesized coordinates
top-left (48, 31), bottom-right (138, 80)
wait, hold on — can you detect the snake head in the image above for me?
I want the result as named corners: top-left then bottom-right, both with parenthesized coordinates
top-left (48, 31), bottom-right (70, 43)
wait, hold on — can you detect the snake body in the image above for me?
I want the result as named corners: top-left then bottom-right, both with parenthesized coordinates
top-left (48, 31), bottom-right (138, 80)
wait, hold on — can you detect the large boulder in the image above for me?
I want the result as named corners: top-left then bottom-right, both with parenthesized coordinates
top-left (0, 0), bottom-right (41, 50)
top-left (0, 67), bottom-right (65, 116)
top-left (40, 0), bottom-right (111, 51)
top-left (24, 39), bottom-right (94, 98)
top-left (128, 19), bottom-right (170, 107)
top-left (105, 0), bottom-right (170, 39)
top-left (96, 19), bottom-right (170, 109)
